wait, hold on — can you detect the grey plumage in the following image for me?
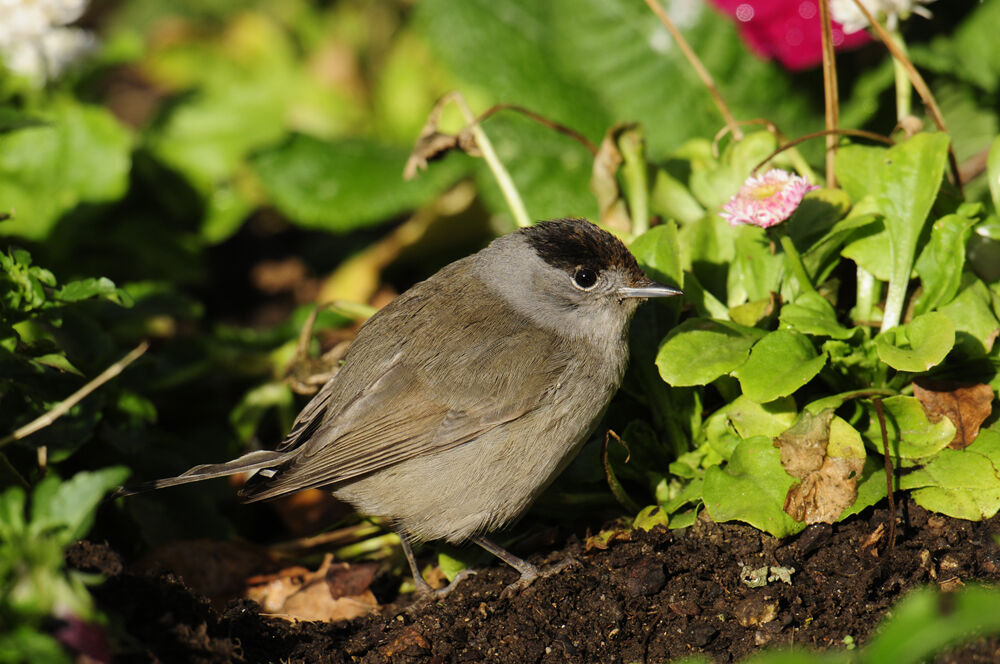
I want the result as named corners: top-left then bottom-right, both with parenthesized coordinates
top-left (123, 218), bottom-right (680, 594)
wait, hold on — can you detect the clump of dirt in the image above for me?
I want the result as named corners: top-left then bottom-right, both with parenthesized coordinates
top-left (71, 500), bottom-right (1000, 663)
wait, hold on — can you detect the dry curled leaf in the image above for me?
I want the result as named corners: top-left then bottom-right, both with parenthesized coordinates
top-left (403, 95), bottom-right (480, 180)
top-left (590, 123), bottom-right (639, 234)
top-left (245, 554), bottom-right (378, 623)
top-left (913, 379), bottom-right (994, 449)
top-left (776, 410), bottom-right (865, 524)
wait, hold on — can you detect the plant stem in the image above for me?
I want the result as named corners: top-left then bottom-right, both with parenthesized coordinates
top-left (644, 0), bottom-right (742, 141)
top-left (848, 0), bottom-right (962, 195)
top-left (818, 0), bottom-right (839, 188)
top-left (451, 93), bottom-right (532, 228)
top-left (889, 28), bottom-right (912, 121)
top-left (777, 232), bottom-right (816, 295)
top-left (881, 273), bottom-right (907, 332)
top-left (0, 341), bottom-right (149, 450)
top-left (854, 266), bottom-right (881, 325)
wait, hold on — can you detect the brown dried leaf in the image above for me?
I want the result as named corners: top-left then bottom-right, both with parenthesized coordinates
top-left (590, 123), bottom-right (638, 234)
top-left (783, 456), bottom-right (864, 524)
top-left (774, 409), bottom-right (834, 479)
top-left (403, 97), bottom-right (480, 180)
top-left (913, 379), bottom-right (995, 449)
top-left (245, 554), bottom-right (378, 622)
top-left (776, 411), bottom-right (865, 524)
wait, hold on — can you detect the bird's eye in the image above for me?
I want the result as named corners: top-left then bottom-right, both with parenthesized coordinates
top-left (572, 267), bottom-right (598, 290)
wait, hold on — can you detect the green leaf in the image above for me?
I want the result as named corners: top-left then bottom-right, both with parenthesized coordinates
top-left (863, 396), bottom-right (956, 460)
top-left (54, 277), bottom-right (127, 305)
top-left (913, 209), bottom-right (980, 315)
top-left (0, 101), bottom-right (132, 240)
top-left (989, 135), bottom-right (1000, 211)
top-left (251, 135), bottom-right (469, 232)
top-left (841, 209), bottom-right (891, 281)
top-left (29, 467), bottom-right (130, 543)
top-left (633, 504), bottom-right (670, 531)
top-left (415, 0), bottom-right (609, 141)
top-left (937, 276), bottom-right (1000, 354)
top-left (874, 311), bottom-right (955, 372)
top-left (630, 223), bottom-right (683, 289)
top-left (229, 382), bottom-right (295, 443)
top-left (650, 169), bottom-right (704, 225)
top-left (656, 319), bottom-right (765, 386)
top-left (899, 424), bottom-right (1000, 520)
top-left (703, 436), bottom-right (804, 538)
top-left (779, 292), bottom-right (853, 339)
top-left (690, 131), bottom-right (778, 210)
top-left (728, 225), bottom-right (784, 305)
top-left (803, 210), bottom-right (880, 284)
top-left (838, 455), bottom-right (889, 521)
top-left (863, 585), bottom-right (1000, 664)
top-left (784, 187), bottom-right (851, 250)
top-left (947, 0), bottom-right (1000, 93)
top-left (870, 133), bottom-right (951, 331)
top-left (834, 143), bottom-right (885, 203)
top-left (733, 330), bottom-right (826, 403)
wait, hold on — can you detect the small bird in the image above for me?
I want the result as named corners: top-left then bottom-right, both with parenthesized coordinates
top-left (125, 218), bottom-right (680, 596)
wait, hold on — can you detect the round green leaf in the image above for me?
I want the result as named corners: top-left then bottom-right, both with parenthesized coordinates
top-left (779, 292), bottom-right (854, 339)
top-left (874, 311), bottom-right (955, 372)
top-left (863, 395), bottom-right (956, 460)
top-left (899, 424), bottom-right (1000, 520)
top-left (656, 319), bottom-right (764, 387)
top-left (733, 330), bottom-right (827, 403)
top-left (703, 436), bottom-right (805, 538)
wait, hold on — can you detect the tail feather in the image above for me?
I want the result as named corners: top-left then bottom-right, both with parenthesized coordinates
top-left (111, 450), bottom-right (288, 499)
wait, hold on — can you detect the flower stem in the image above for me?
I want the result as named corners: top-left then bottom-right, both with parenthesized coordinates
top-left (889, 28), bottom-right (912, 122)
top-left (777, 232), bottom-right (816, 295)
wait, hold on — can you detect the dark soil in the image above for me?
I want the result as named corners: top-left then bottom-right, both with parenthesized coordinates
top-left (70, 500), bottom-right (1000, 663)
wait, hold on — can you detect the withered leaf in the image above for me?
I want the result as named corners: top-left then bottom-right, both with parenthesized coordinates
top-left (913, 379), bottom-right (995, 450)
top-left (775, 410), bottom-right (865, 524)
top-left (774, 409), bottom-right (834, 479)
top-left (403, 95), bottom-right (480, 180)
top-left (245, 554), bottom-right (378, 622)
top-left (590, 123), bottom-right (639, 234)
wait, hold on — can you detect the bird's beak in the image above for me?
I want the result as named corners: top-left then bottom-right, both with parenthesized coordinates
top-left (618, 277), bottom-right (683, 299)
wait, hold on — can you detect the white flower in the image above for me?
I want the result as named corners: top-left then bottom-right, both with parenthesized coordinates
top-left (830, 0), bottom-right (935, 34)
top-left (0, 0), bottom-right (95, 84)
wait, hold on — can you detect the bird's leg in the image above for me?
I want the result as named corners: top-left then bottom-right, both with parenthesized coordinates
top-left (400, 536), bottom-right (476, 599)
top-left (472, 535), bottom-right (576, 598)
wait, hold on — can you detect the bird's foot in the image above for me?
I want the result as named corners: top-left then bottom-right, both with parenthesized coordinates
top-left (411, 569), bottom-right (478, 603)
top-left (499, 556), bottom-right (579, 599)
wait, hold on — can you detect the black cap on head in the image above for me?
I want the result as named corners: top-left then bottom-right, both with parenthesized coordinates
top-left (521, 218), bottom-right (645, 283)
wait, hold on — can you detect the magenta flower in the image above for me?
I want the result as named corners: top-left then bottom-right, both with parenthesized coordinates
top-left (721, 169), bottom-right (819, 229)
top-left (709, 0), bottom-right (870, 71)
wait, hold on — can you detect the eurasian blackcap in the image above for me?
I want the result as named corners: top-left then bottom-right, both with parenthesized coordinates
top-left (124, 218), bottom-right (681, 596)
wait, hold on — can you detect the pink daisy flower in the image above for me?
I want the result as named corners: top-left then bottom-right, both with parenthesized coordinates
top-left (721, 169), bottom-right (819, 229)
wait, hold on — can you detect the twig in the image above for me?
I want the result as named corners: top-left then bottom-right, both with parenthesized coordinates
top-left (751, 128), bottom-right (894, 175)
top-left (848, 0), bottom-right (962, 196)
top-left (476, 104), bottom-right (598, 156)
top-left (602, 430), bottom-right (640, 514)
top-left (644, 0), bottom-right (742, 141)
top-left (0, 341), bottom-right (150, 450)
top-left (448, 92), bottom-right (532, 228)
top-left (873, 397), bottom-right (897, 551)
top-left (818, 0), bottom-right (839, 188)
